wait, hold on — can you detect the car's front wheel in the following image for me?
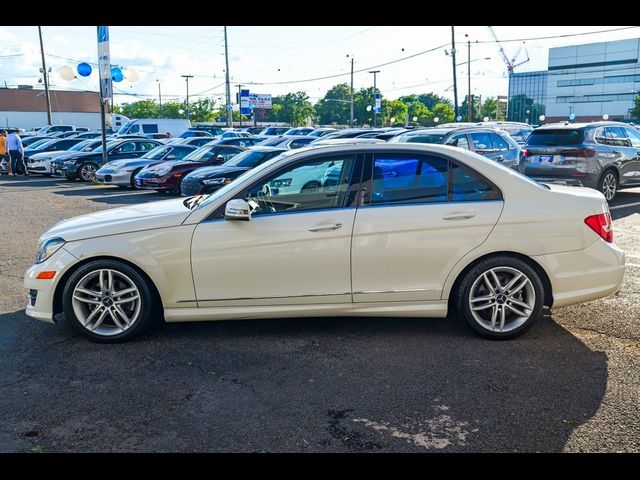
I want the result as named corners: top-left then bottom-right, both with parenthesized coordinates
top-left (62, 260), bottom-right (156, 343)
top-left (78, 162), bottom-right (98, 182)
top-left (457, 256), bottom-right (544, 340)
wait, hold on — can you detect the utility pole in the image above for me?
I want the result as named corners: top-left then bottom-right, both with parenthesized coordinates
top-left (467, 39), bottom-right (472, 122)
top-left (224, 26), bottom-right (232, 128)
top-left (368, 70), bottom-right (380, 128)
top-left (350, 57), bottom-right (355, 127)
top-left (156, 80), bottom-right (162, 117)
top-left (238, 84), bottom-right (243, 127)
top-left (451, 26), bottom-right (459, 121)
top-left (37, 26), bottom-right (52, 125)
top-left (181, 75), bottom-right (193, 119)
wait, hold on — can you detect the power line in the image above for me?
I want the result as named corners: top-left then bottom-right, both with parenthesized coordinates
top-left (470, 26), bottom-right (640, 44)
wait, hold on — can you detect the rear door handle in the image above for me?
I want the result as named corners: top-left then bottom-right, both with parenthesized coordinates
top-left (308, 222), bottom-right (343, 232)
top-left (443, 212), bottom-right (476, 221)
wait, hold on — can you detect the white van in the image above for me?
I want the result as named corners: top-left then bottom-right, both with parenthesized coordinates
top-left (116, 118), bottom-right (191, 138)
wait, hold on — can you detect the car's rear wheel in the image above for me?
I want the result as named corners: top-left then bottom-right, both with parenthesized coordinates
top-left (457, 256), bottom-right (544, 340)
top-left (598, 169), bottom-right (618, 202)
top-left (62, 260), bottom-right (156, 343)
top-left (78, 162), bottom-right (98, 182)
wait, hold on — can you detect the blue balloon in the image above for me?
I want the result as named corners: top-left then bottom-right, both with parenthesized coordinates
top-left (77, 62), bottom-right (92, 77)
top-left (111, 66), bottom-right (124, 82)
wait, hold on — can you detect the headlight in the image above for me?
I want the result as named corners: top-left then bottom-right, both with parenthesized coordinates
top-left (202, 177), bottom-right (231, 185)
top-left (35, 237), bottom-right (66, 264)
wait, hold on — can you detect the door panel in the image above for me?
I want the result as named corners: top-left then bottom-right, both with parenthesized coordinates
top-left (352, 152), bottom-right (503, 303)
top-left (191, 152), bottom-right (361, 307)
top-left (351, 202), bottom-right (502, 302)
top-left (191, 210), bottom-right (356, 307)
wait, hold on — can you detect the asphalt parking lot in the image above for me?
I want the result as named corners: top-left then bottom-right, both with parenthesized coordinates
top-left (0, 175), bottom-right (638, 452)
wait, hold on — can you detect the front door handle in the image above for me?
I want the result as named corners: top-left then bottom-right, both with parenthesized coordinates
top-left (443, 212), bottom-right (476, 221)
top-left (308, 222), bottom-right (343, 232)
top-left (495, 155), bottom-right (504, 162)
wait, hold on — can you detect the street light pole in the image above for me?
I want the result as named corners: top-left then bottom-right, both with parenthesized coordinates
top-left (181, 74), bottom-right (193, 120)
top-left (467, 39), bottom-right (472, 122)
top-left (37, 26), bottom-right (52, 125)
top-left (224, 26), bottom-right (232, 128)
top-left (349, 55), bottom-right (354, 127)
top-left (238, 84), bottom-right (243, 127)
top-left (368, 70), bottom-right (380, 127)
top-left (451, 26), bottom-right (458, 121)
top-left (156, 80), bottom-right (162, 117)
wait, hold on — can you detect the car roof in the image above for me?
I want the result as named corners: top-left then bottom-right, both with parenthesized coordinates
top-left (534, 121), bottom-right (631, 130)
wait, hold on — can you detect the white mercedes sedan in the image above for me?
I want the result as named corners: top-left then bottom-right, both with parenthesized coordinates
top-left (24, 144), bottom-right (625, 343)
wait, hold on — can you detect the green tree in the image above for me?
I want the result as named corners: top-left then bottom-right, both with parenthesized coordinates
top-left (161, 101), bottom-right (187, 119)
top-left (630, 91), bottom-right (640, 120)
top-left (380, 99), bottom-right (408, 126)
top-left (432, 102), bottom-right (455, 125)
top-left (277, 91), bottom-right (315, 126)
top-left (119, 100), bottom-right (159, 119)
top-left (353, 87), bottom-right (376, 126)
top-left (407, 102), bottom-right (432, 126)
top-left (459, 96), bottom-right (482, 122)
top-left (315, 83), bottom-right (352, 125)
top-left (188, 98), bottom-right (218, 123)
top-left (480, 97), bottom-right (497, 120)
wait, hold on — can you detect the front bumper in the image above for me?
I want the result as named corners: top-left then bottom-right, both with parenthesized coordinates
top-left (135, 175), bottom-right (176, 190)
top-left (96, 171), bottom-right (133, 186)
top-left (23, 247), bottom-right (79, 323)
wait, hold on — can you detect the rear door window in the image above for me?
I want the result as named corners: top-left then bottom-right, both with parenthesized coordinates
top-left (470, 132), bottom-right (494, 152)
top-left (490, 134), bottom-right (510, 151)
top-left (624, 127), bottom-right (640, 148)
top-left (526, 129), bottom-right (584, 146)
top-left (445, 134), bottom-right (470, 150)
top-left (606, 127), bottom-right (631, 147)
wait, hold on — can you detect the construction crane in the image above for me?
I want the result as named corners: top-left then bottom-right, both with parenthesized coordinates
top-left (487, 26), bottom-right (530, 74)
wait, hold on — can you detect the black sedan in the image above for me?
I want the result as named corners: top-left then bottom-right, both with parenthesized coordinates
top-left (23, 137), bottom-right (86, 162)
top-left (52, 138), bottom-right (162, 182)
top-left (180, 146), bottom-right (287, 196)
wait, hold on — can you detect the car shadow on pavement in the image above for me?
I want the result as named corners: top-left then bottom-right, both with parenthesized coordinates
top-left (89, 192), bottom-right (176, 205)
top-left (0, 177), bottom-right (67, 188)
top-left (609, 190), bottom-right (640, 221)
top-left (0, 309), bottom-right (607, 452)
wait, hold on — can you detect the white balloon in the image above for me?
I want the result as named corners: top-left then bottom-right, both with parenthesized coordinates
top-left (126, 67), bottom-right (139, 83)
top-left (59, 65), bottom-right (75, 81)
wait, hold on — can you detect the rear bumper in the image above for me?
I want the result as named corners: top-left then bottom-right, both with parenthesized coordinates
top-left (533, 240), bottom-right (625, 308)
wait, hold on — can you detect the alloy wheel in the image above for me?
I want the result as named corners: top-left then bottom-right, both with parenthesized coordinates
top-left (601, 173), bottom-right (617, 201)
top-left (80, 164), bottom-right (97, 182)
top-left (71, 269), bottom-right (141, 336)
top-left (468, 266), bottom-right (535, 333)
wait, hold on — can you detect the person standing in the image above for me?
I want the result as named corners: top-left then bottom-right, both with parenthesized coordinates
top-left (0, 130), bottom-right (9, 175)
top-left (6, 129), bottom-right (27, 176)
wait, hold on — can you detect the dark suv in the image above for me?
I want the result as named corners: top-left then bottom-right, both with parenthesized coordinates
top-left (520, 121), bottom-right (640, 201)
top-left (389, 126), bottom-right (521, 169)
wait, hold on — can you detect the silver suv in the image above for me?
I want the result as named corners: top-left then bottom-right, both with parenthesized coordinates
top-left (520, 121), bottom-right (640, 201)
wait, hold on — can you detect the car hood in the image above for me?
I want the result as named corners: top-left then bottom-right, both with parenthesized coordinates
top-left (186, 165), bottom-right (248, 180)
top-left (41, 197), bottom-right (193, 242)
top-left (55, 151), bottom-right (97, 164)
top-left (99, 158), bottom-right (160, 171)
top-left (30, 150), bottom-right (78, 160)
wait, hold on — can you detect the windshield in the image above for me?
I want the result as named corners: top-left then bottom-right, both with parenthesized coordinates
top-left (390, 133), bottom-right (446, 144)
top-left (27, 139), bottom-right (53, 149)
top-left (526, 129), bottom-right (584, 146)
top-left (94, 140), bottom-right (120, 153)
top-left (183, 145), bottom-right (222, 162)
top-left (70, 139), bottom-right (99, 151)
top-left (32, 139), bottom-right (59, 150)
top-left (141, 145), bottom-right (171, 160)
top-left (117, 121), bottom-right (138, 135)
top-left (225, 150), bottom-right (281, 169)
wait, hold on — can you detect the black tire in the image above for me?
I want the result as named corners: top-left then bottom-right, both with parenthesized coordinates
top-left (77, 162), bottom-right (99, 182)
top-left (62, 259), bottom-right (156, 343)
top-left (597, 168), bottom-right (618, 202)
top-left (456, 255), bottom-right (544, 340)
top-left (130, 168), bottom-right (142, 188)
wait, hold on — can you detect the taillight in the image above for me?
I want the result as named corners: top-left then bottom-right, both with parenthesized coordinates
top-left (561, 148), bottom-right (596, 158)
top-left (584, 212), bottom-right (613, 243)
top-left (521, 149), bottom-right (530, 157)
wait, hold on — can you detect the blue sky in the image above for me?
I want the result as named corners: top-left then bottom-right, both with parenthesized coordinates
top-left (1, 26), bottom-right (638, 106)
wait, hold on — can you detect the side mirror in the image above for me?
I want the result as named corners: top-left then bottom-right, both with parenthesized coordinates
top-left (214, 155), bottom-right (225, 165)
top-left (225, 199), bottom-right (251, 221)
